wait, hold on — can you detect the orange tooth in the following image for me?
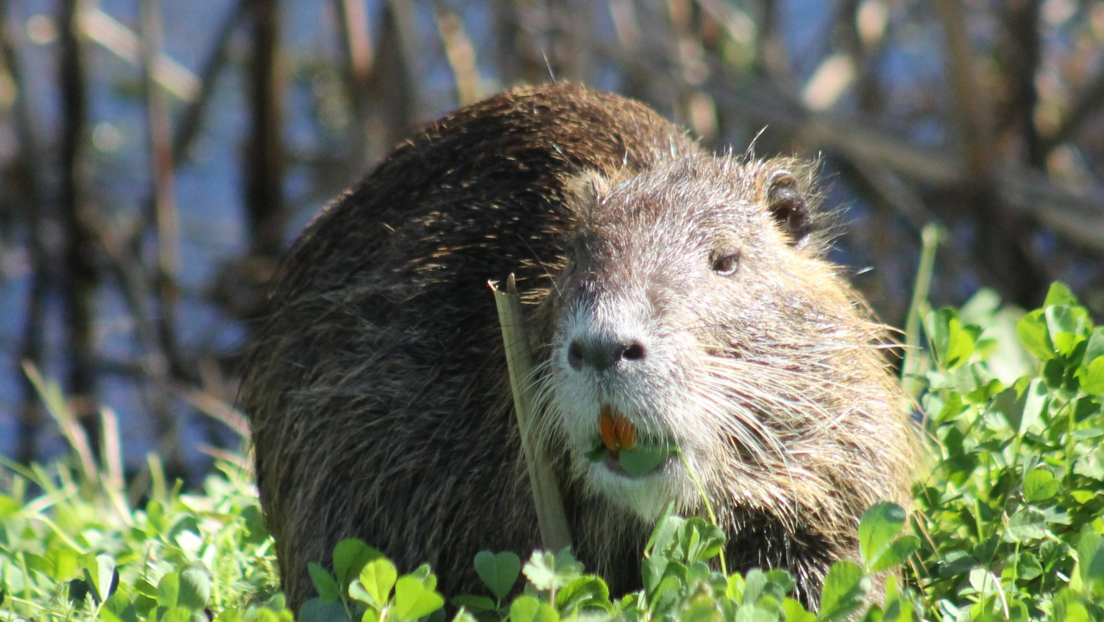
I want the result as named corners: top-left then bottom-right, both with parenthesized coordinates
top-left (599, 404), bottom-right (618, 452)
top-left (599, 404), bottom-right (636, 453)
top-left (615, 412), bottom-right (636, 450)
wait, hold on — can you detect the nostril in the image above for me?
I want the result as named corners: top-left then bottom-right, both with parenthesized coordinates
top-left (568, 340), bottom-right (585, 370)
top-left (622, 342), bottom-right (645, 361)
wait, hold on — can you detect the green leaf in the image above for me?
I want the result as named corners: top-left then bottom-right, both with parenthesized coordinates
top-left (726, 573), bottom-right (745, 602)
top-left (1004, 553), bottom-right (1043, 582)
top-left (333, 539), bottom-right (382, 588)
top-left (162, 606), bottom-right (195, 622)
top-left (178, 564), bottom-right (211, 611)
top-left (869, 537), bottom-right (920, 573)
top-left (158, 572), bottom-right (180, 609)
top-left (1076, 356), bottom-right (1104, 396)
top-left (309, 563), bottom-right (341, 604)
top-left (858, 502), bottom-right (907, 572)
top-left (80, 553), bottom-right (119, 604)
top-left (743, 569), bottom-right (767, 604)
top-left (781, 598), bottom-right (815, 622)
top-left (881, 576), bottom-right (913, 622)
top-left (1017, 310), bottom-right (1053, 361)
top-left (1044, 282), bottom-right (1079, 307)
top-left (43, 548), bottom-right (80, 583)
top-left (555, 575), bottom-right (611, 614)
top-left (618, 445), bottom-right (673, 477)
top-left (1004, 507), bottom-right (1049, 543)
top-left (1023, 469), bottom-right (1060, 502)
top-left (968, 568), bottom-right (1000, 597)
top-left (146, 500), bottom-right (167, 535)
top-left (817, 561), bottom-right (868, 621)
top-left (391, 576), bottom-right (444, 621)
top-left (680, 517), bottom-right (727, 564)
top-left (1083, 329), bottom-right (1104, 365)
top-left (358, 558), bottom-right (397, 608)
top-left (522, 549), bottom-right (581, 592)
top-left (299, 598), bottom-right (350, 622)
top-left (953, 363), bottom-right (1002, 404)
top-left (1075, 451), bottom-right (1104, 481)
top-left (508, 595), bottom-right (559, 622)
top-left (764, 569), bottom-right (795, 596)
top-left (1054, 588), bottom-right (1092, 622)
top-left (733, 605), bottom-right (777, 622)
top-left (473, 551), bottom-right (520, 601)
top-left (1045, 306), bottom-right (1088, 356)
top-left (523, 551), bottom-right (558, 591)
top-left (449, 595), bottom-right (495, 614)
top-left (1079, 529), bottom-right (1104, 596)
top-left (995, 379), bottom-right (1048, 436)
top-left (925, 309), bottom-right (978, 369)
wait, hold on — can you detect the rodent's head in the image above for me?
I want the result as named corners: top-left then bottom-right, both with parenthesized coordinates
top-left (541, 155), bottom-right (886, 520)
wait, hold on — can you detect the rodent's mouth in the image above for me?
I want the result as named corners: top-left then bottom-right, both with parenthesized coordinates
top-left (587, 403), bottom-right (677, 478)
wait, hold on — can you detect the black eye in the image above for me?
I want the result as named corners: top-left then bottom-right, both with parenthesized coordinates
top-left (710, 248), bottom-right (740, 276)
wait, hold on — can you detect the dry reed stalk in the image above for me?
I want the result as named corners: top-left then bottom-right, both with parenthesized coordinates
top-left (492, 275), bottom-right (573, 553)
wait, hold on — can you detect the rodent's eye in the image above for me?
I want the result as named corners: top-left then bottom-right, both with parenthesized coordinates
top-left (710, 248), bottom-right (740, 276)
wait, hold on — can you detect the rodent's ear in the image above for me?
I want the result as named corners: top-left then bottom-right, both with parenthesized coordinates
top-left (564, 170), bottom-right (609, 202)
top-left (563, 170), bottom-right (611, 223)
top-left (765, 169), bottom-right (814, 246)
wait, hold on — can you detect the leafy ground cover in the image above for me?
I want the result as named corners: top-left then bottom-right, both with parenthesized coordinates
top-left (1, 282), bottom-right (1103, 621)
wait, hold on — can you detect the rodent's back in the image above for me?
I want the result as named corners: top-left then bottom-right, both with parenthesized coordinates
top-left (242, 84), bottom-right (700, 610)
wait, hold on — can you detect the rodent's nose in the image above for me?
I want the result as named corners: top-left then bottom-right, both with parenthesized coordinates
top-left (567, 336), bottom-right (646, 371)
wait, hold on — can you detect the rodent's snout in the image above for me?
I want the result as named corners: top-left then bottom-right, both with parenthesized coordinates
top-left (566, 334), bottom-right (646, 371)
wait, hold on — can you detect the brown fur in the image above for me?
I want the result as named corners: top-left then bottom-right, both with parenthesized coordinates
top-left (240, 83), bottom-right (914, 613)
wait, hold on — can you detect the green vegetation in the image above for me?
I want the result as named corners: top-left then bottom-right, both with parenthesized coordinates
top-left (2, 282), bottom-right (1103, 621)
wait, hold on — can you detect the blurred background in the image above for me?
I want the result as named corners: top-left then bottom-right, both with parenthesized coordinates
top-left (1, 0), bottom-right (1102, 482)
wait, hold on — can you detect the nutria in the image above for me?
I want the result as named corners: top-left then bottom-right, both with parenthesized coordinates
top-left (240, 83), bottom-right (914, 612)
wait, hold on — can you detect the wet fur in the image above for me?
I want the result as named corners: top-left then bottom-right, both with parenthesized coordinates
top-left (241, 83), bottom-right (914, 612)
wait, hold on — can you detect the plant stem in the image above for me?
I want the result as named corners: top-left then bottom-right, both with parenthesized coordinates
top-left (903, 223), bottom-right (943, 398)
top-left (678, 450), bottom-right (726, 576)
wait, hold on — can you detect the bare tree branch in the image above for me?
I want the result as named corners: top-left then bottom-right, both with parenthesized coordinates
top-left (245, 0), bottom-right (286, 259)
top-left (435, 0), bottom-right (482, 106)
top-left (59, 0), bottom-right (100, 459)
top-left (139, 0), bottom-right (185, 474)
top-left (79, 8), bottom-right (199, 100)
